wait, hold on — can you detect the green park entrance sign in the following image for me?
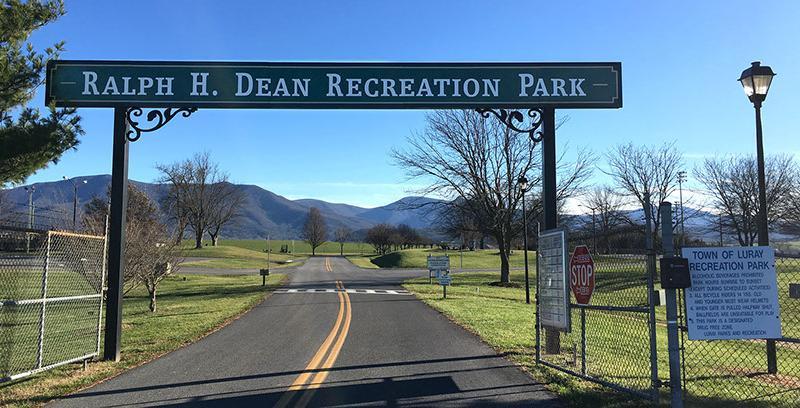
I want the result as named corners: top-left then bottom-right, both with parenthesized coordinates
top-left (46, 61), bottom-right (621, 109)
top-left (43, 59), bottom-right (621, 363)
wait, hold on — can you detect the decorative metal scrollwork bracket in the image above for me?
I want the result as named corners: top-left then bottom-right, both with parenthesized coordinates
top-left (475, 108), bottom-right (544, 143)
top-left (125, 107), bottom-right (198, 142)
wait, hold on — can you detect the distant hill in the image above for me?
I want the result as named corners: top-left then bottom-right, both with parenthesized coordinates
top-left (1, 175), bottom-right (445, 239)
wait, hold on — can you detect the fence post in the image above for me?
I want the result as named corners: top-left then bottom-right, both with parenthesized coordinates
top-left (580, 307), bottom-right (587, 375)
top-left (97, 220), bottom-right (109, 357)
top-left (644, 193), bottom-right (660, 402)
top-left (660, 201), bottom-right (684, 407)
top-left (37, 232), bottom-right (51, 369)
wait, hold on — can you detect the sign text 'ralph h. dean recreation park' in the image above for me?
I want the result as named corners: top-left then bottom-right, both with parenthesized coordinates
top-left (46, 61), bottom-right (621, 109)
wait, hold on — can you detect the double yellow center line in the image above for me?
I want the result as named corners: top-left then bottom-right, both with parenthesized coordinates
top-left (275, 259), bottom-right (351, 408)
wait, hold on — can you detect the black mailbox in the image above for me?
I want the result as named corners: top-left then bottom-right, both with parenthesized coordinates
top-left (790, 283), bottom-right (800, 299)
top-left (660, 257), bottom-right (691, 289)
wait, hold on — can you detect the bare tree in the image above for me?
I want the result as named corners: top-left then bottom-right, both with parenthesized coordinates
top-left (159, 174), bottom-right (189, 245)
top-left (438, 203), bottom-right (483, 250)
top-left (334, 226), bottom-right (351, 255)
top-left (583, 186), bottom-right (628, 254)
top-left (694, 154), bottom-right (795, 246)
top-left (365, 223), bottom-right (393, 255)
top-left (393, 110), bottom-right (591, 283)
top-left (83, 184), bottom-right (180, 311)
top-left (604, 141), bottom-right (683, 242)
top-left (302, 207), bottom-right (327, 255)
top-left (156, 152), bottom-right (243, 248)
top-left (206, 182), bottom-right (246, 246)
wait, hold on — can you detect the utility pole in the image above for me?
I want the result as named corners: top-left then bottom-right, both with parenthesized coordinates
top-left (24, 186), bottom-right (35, 229)
top-left (588, 205), bottom-right (597, 255)
top-left (580, 204), bottom-right (598, 255)
top-left (63, 177), bottom-right (87, 231)
top-left (677, 171), bottom-right (687, 247)
top-left (24, 186), bottom-right (35, 253)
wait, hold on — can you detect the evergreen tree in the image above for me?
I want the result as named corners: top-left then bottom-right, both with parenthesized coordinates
top-left (1, 0), bottom-right (83, 186)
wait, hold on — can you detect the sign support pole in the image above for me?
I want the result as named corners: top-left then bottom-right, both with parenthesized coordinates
top-left (660, 201), bottom-right (683, 407)
top-left (103, 107), bottom-right (130, 361)
top-left (542, 107), bottom-right (560, 355)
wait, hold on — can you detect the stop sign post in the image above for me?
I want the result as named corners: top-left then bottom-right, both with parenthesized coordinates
top-left (569, 245), bottom-right (595, 306)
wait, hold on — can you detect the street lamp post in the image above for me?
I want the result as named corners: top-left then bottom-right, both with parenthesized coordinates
top-left (63, 177), bottom-right (87, 231)
top-left (677, 171), bottom-right (687, 247)
top-left (739, 60), bottom-right (777, 374)
top-left (519, 176), bottom-right (531, 304)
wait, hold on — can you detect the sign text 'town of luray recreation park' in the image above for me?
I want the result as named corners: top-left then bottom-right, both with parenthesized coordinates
top-left (45, 61), bottom-right (622, 109)
top-left (683, 247), bottom-right (782, 341)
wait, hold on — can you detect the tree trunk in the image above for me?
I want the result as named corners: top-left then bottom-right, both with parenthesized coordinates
top-left (210, 233), bottom-right (219, 246)
top-left (312, 246), bottom-right (316, 256)
top-left (175, 221), bottom-right (187, 245)
top-left (194, 229), bottom-right (203, 249)
top-left (497, 235), bottom-right (511, 283)
top-left (340, 242), bottom-right (344, 256)
top-left (149, 287), bottom-right (157, 312)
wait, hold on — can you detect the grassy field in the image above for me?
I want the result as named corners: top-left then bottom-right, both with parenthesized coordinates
top-left (179, 243), bottom-right (306, 269)
top-left (0, 273), bottom-right (286, 407)
top-left (348, 247), bottom-right (535, 269)
top-left (345, 255), bottom-right (381, 269)
top-left (206, 239), bottom-right (372, 255)
top-left (404, 259), bottom-right (800, 407)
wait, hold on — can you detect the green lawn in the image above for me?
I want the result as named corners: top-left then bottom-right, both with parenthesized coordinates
top-left (207, 239), bottom-right (372, 255)
top-left (349, 247), bottom-right (535, 269)
top-left (345, 255), bottom-right (380, 269)
top-left (404, 261), bottom-right (800, 407)
top-left (179, 243), bottom-right (306, 269)
top-left (0, 273), bottom-right (286, 407)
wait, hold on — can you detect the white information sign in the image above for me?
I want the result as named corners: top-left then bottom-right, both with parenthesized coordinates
top-left (537, 229), bottom-right (570, 332)
top-left (683, 246), bottom-right (782, 341)
top-left (427, 256), bottom-right (450, 271)
top-left (436, 270), bottom-right (452, 286)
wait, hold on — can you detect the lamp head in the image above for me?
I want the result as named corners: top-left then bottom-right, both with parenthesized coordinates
top-left (518, 176), bottom-right (528, 190)
top-left (739, 61), bottom-right (775, 104)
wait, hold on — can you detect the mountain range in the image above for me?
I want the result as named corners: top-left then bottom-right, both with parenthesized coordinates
top-left (3, 175), bottom-right (770, 245)
top-left (0, 175), bottom-right (444, 239)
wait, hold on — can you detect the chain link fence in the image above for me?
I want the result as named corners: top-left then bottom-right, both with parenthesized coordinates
top-left (535, 213), bottom-right (800, 406)
top-left (0, 225), bottom-right (106, 382)
top-left (536, 228), bottom-right (660, 402)
top-left (678, 250), bottom-right (800, 406)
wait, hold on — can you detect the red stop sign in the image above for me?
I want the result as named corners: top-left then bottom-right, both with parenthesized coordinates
top-left (569, 245), bottom-right (595, 305)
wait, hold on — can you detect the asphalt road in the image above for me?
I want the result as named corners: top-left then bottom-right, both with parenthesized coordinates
top-left (50, 257), bottom-right (560, 407)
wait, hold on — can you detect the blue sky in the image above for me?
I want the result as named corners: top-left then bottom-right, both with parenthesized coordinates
top-left (22, 1), bottom-right (800, 208)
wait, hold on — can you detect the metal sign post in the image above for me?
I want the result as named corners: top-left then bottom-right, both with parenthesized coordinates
top-left (428, 255), bottom-right (451, 298)
top-left (659, 202), bottom-right (683, 408)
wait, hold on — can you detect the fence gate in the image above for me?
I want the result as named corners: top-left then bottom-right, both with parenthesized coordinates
top-left (678, 254), bottom-right (800, 406)
top-left (536, 229), bottom-right (660, 402)
top-left (0, 226), bottom-right (107, 382)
